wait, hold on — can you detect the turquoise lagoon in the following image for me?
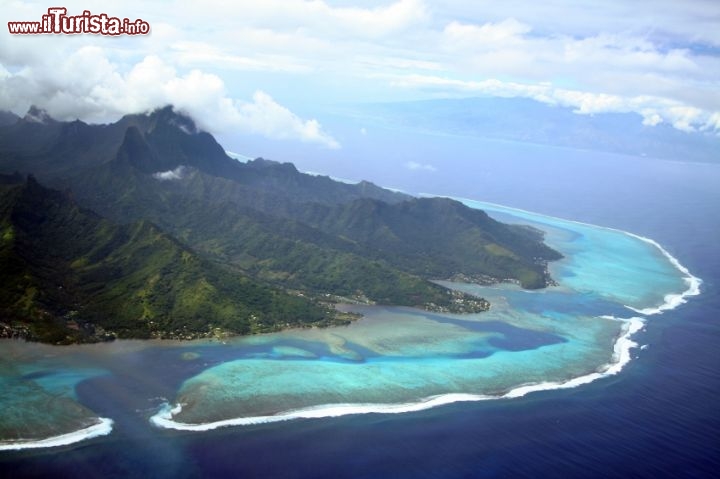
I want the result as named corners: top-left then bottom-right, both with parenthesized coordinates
top-left (0, 201), bottom-right (700, 447)
top-left (0, 345), bottom-right (113, 450)
top-left (151, 200), bottom-right (700, 430)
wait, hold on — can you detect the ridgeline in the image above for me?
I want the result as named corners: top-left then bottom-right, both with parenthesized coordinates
top-left (0, 106), bottom-right (561, 344)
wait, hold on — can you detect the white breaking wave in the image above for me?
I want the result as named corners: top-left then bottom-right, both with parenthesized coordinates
top-left (622, 231), bottom-right (702, 315)
top-left (428, 194), bottom-right (702, 316)
top-left (0, 418), bottom-right (113, 451)
top-left (150, 317), bottom-right (644, 432)
top-left (149, 196), bottom-right (700, 433)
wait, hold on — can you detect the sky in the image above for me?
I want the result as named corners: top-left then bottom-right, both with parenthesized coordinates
top-left (1, 0), bottom-right (718, 151)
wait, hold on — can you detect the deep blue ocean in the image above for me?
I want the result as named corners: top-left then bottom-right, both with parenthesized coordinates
top-left (1, 135), bottom-right (719, 478)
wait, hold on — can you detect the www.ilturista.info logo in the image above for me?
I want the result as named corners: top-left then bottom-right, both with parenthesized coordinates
top-left (8, 7), bottom-right (150, 35)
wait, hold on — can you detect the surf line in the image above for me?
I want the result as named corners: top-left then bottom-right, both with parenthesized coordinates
top-left (0, 418), bottom-right (113, 451)
top-left (152, 199), bottom-right (699, 432)
top-left (150, 317), bottom-right (644, 432)
top-left (621, 231), bottom-right (701, 315)
top-left (436, 194), bottom-right (702, 314)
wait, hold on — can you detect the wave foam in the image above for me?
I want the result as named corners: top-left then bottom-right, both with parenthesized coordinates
top-left (622, 232), bottom-right (702, 315)
top-left (434, 195), bottom-right (702, 316)
top-left (150, 317), bottom-right (645, 432)
top-left (150, 198), bottom-right (698, 433)
top-left (0, 418), bottom-right (113, 451)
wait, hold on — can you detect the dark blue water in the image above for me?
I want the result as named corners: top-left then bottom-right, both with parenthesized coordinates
top-left (2, 146), bottom-right (719, 478)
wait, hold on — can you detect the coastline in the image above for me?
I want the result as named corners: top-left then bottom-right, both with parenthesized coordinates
top-left (150, 202), bottom-right (701, 433)
top-left (150, 316), bottom-right (645, 432)
top-left (0, 418), bottom-right (113, 452)
top-left (4, 199), bottom-right (703, 445)
top-left (622, 231), bottom-right (702, 315)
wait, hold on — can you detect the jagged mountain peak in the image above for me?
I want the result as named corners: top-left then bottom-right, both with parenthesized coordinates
top-left (0, 105), bottom-right (564, 343)
top-left (114, 125), bottom-right (175, 174)
top-left (145, 105), bottom-right (199, 135)
top-left (23, 105), bottom-right (56, 124)
top-left (116, 126), bottom-right (152, 163)
top-left (114, 105), bottom-right (202, 143)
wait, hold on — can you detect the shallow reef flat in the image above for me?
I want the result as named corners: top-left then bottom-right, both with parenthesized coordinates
top-left (151, 202), bottom-right (698, 430)
top-left (0, 202), bottom-right (700, 446)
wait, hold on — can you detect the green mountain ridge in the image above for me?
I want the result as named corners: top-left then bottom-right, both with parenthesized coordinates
top-left (68, 159), bottom-right (489, 313)
top-left (297, 196), bottom-right (560, 287)
top-left (0, 106), bottom-right (562, 344)
top-left (0, 175), bottom-right (336, 343)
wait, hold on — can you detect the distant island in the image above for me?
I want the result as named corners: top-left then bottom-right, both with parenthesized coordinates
top-left (0, 106), bottom-right (561, 344)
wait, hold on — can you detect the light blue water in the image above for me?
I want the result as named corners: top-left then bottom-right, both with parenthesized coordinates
top-left (459, 200), bottom-right (690, 310)
top-left (151, 202), bottom-right (695, 429)
top-left (1, 115), bottom-right (716, 475)
top-left (0, 196), bottom-right (699, 445)
top-left (0, 357), bottom-right (107, 442)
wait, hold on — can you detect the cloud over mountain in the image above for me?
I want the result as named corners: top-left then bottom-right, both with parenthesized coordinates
top-left (0, 43), bottom-right (339, 148)
top-left (0, 0), bottom-right (717, 135)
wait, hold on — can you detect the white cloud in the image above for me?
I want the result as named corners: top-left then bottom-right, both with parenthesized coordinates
top-left (153, 166), bottom-right (187, 181)
top-left (443, 18), bottom-right (530, 46)
top-left (0, 0), bottom-right (718, 136)
top-left (229, 91), bottom-right (340, 148)
top-left (640, 111), bottom-right (663, 127)
top-left (388, 73), bottom-right (720, 134)
top-left (0, 46), bottom-right (339, 148)
top-left (437, 0), bottom-right (720, 48)
top-left (405, 161), bottom-right (437, 171)
top-left (170, 40), bottom-right (313, 73)
top-left (176, 0), bottom-right (429, 38)
top-left (317, 0), bottom-right (429, 37)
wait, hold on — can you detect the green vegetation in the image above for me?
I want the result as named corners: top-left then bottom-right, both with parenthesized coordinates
top-left (0, 176), bottom-right (333, 343)
top-left (0, 106), bottom-right (563, 344)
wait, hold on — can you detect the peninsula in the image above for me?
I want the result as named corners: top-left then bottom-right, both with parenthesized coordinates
top-left (0, 107), bottom-right (561, 344)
